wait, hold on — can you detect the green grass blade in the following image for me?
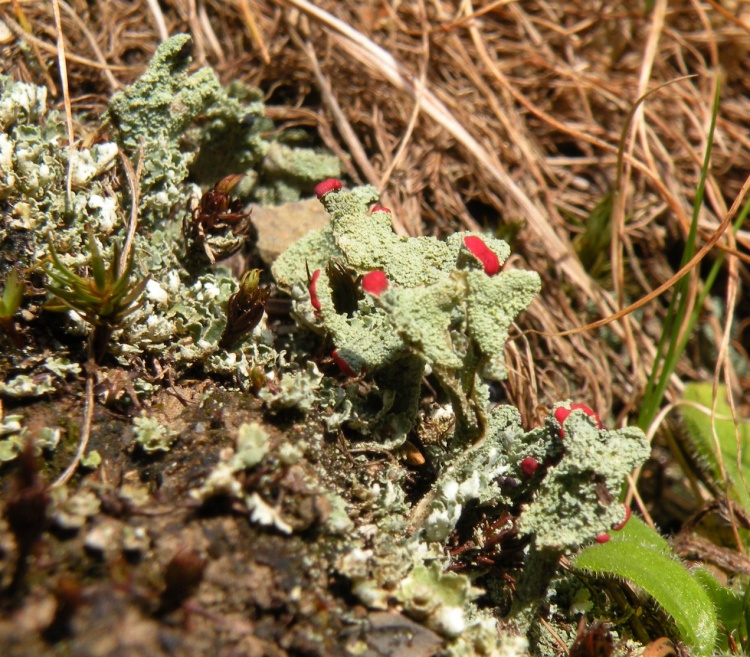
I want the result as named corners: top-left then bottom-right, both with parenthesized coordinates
top-left (573, 517), bottom-right (717, 656)
top-left (0, 269), bottom-right (24, 318)
top-left (87, 228), bottom-right (107, 291)
top-left (674, 196), bottom-right (750, 366)
top-left (638, 80), bottom-right (721, 430)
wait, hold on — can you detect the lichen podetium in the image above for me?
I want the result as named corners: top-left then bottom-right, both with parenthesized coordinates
top-left (273, 180), bottom-right (541, 447)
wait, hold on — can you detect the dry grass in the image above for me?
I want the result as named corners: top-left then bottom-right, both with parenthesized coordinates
top-left (2, 0), bottom-right (750, 521)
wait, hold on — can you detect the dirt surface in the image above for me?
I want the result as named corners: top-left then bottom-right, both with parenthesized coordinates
top-left (0, 381), bottom-right (430, 656)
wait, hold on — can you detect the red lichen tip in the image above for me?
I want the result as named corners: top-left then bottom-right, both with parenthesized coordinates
top-left (370, 204), bottom-right (391, 214)
top-left (612, 504), bottom-right (631, 531)
top-left (362, 270), bottom-right (389, 296)
top-left (308, 269), bottom-right (322, 311)
top-left (314, 178), bottom-right (343, 199)
top-left (520, 456), bottom-right (539, 478)
top-left (463, 235), bottom-right (501, 276)
top-left (595, 533), bottom-right (610, 544)
top-left (553, 403), bottom-right (603, 438)
top-left (332, 349), bottom-right (357, 377)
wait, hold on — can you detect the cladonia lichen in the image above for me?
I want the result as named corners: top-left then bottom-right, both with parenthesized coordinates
top-left (133, 412), bottom-right (176, 454)
top-left (1, 35), bottom-right (341, 396)
top-left (270, 183), bottom-right (651, 653)
top-left (273, 182), bottom-right (541, 447)
top-left (1, 36), bottom-right (657, 657)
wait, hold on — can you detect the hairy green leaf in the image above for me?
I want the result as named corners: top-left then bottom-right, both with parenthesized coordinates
top-left (681, 382), bottom-right (750, 511)
top-left (573, 517), bottom-right (717, 656)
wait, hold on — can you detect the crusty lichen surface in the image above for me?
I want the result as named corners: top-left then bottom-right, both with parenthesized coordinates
top-left (1, 37), bottom-right (655, 657)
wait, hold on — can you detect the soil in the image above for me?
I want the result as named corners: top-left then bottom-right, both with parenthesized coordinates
top-left (0, 379), bottom-right (441, 657)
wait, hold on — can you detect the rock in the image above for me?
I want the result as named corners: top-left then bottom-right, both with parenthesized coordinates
top-left (251, 198), bottom-right (330, 264)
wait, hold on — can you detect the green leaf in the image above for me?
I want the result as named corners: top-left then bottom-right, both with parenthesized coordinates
top-left (0, 269), bottom-right (24, 317)
top-left (87, 228), bottom-right (107, 291)
top-left (681, 382), bottom-right (750, 511)
top-left (573, 517), bottom-right (717, 656)
top-left (692, 568), bottom-right (745, 653)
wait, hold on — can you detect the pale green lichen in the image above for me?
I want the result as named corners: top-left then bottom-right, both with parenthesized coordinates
top-left (419, 402), bottom-right (648, 550)
top-left (107, 34), bottom-right (225, 221)
top-left (190, 420), bottom-right (355, 537)
top-left (0, 73), bottom-right (117, 269)
top-left (0, 374), bottom-right (56, 398)
top-left (190, 423), bottom-right (269, 504)
top-left (273, 183), bottom-right (541, 446)
top-left (49, 486), bottom-right (101, 531)
top-left (420, 406), bottom-right (523, 543)
top-left (257, 141), bottom-right (342, 204)
top-left (334, 460), bottom-right (530, 656)
top-left (520, 406), bottom-right (649, 549)
top-left (0, 356), bottom-right (80, 399)
top-left (0, 414), bottom-right (24, 461)
top-left (258, 361), bottom-right (323, 412)
top-left (0, 416), bottom-right (61, 462)
top-left (80, 449), bottom-right (102, 469)
top-left (108, 35), bottom-right (221, 151)
top-left (133, 412), bottom-right (176, 453)
top-left (232, 421), bottom-right (270, 469)
top-left (398, 562), bottom-right (482, 638)
top-left (1, 36), bottom-right (340, 391)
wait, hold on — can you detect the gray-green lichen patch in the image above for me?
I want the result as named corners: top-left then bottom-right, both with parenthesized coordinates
top-left (398, 562), bottom-right (482, 638)
top-left (272, 184), bottom-right (540, 446)
top-left (258, 361), bottom-right (323, 413)
top-left (333, 459), bottom-right (530, 656)
top-left (232, 421), bottom-right (270, 469)
top-left (0, 356), bottom-right (81, 400)
top-left (255, 142), bottom-right (342, 205)
top-left (520, 405), bottom-right (649, 550)
top-left (107, 34), bottom-right (227, 222)
top-left (107, 35), bottom-right (220, 151)
top-left (49, 485), bottom-right (101, 531)
top-left (0, 73), bottom-right (118, 271)
top-left (419, 406), bottom-right (524, 543)
top-left (190, 421), bottom-right (351, 537)
top-left (415, 401), bottom-right (648, 551)
top-left (133, 412), bottom-right (177, 454)
top-left (2, 35), bottom-right (343, 388)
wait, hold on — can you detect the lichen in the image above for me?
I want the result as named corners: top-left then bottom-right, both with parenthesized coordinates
top-left (1, 35), bottom-right (341, 390)
top-left (1, 36), bottom-right (659, 656)
top-left (273, 183), bottom-right (541, 447)
top-left (0, 413), bottom-right (24, 461)
top-left (420, 406), bottom-right (522, 543)
top-left (258, 361), bottom-right (324, 412)
top-left (49, 485), bottom-right (101, 531)
top-left (232, 421), bottom-right (270, 469)
top-left (133, 412), bottom-right (176, 453)
top-left (398, 562), bottom-right (482, 638)
top-left (519, 405), bottom-right (649, 550)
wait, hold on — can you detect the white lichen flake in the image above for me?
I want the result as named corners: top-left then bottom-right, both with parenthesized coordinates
top-left (132, 412), bottom-right (176, 453)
